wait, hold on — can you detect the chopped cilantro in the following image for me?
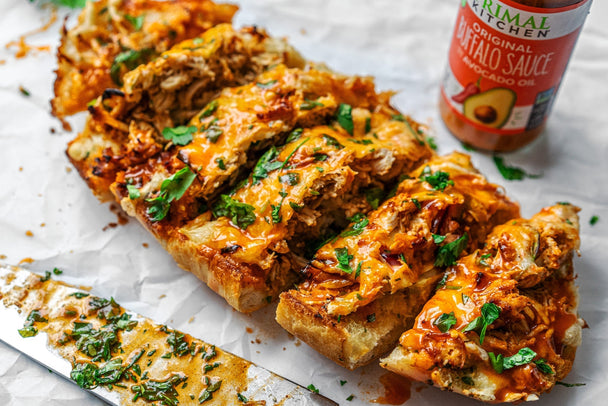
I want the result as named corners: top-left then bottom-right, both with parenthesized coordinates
top-left (125, 14), bottom-right (144, 30)
top-left (493, 156), bottom-right (541, 181)
top-left (334, 247), bottom-right (354, 273)
top-left (420, 166), bottom-right (454, 191)
top-left (307, 384), bottom-right (319, 394)
top-left (463, 302), bottom-right (500, 344)
top-left (126, 184), bottom-right (140, 199)
top-left (435, 272), bottom-right (448, 290)
top-left (212, 195), bottom-right (256, 229)
top-left (340, 213), bottom-right (369, 238)
top-left (346, 395), bottom-right (355, 401)
top-left (427, 136), bottom-right (438, 150)
top-left (323, 134), bottom-right (344, 149)
top-left (19, 86), bottom-right (30, 97)
top-left (365, 117), bottom-right (371, 133)
top-left (69, 292), bottom-right (90, 299)
top-left (199, 100), bottom-right (218, 119)
top-left (313, 153), bottom-right (328, 161)
top-left (461, 293), bottom-right (470, 304)
top-left (252, 147), bottom-right (283, 184)
top-left (271, 191), bottom-right (287, 224)
top-left (162, 125), bottom-right (196, 146)
top-left (289, 202), bottom-right (303, 211)
top-left (337, 103), bottom-right (354, 135)
top-left (367, 313), bottom-right (376, 323)
top-left (432, 234), bottom-right (446, 244)
top-left (285, 128), bottom-right (303, 143)
top-left (590, 215), bottom-right (599, 226)
top-left (411, 198), bottom-right (421, 209)
top-left (300, 99), bottom-right (324, 110)
top-left (534, 359), bottom-right (554, 375)
top-left (433, 312), bottom-right (456, 333)
top-left (203, 120), bottom-right (223, 143)
top-left (146, 167), bottom-right (196, 221)
top-left (110, 48), bottom-right (152, 86)
top-left (215, 158), bottom-right (226, 170)
top-left (256, 80), bottom-right (278, 89)
top-left (52, 267), bottom-right (63, 275)
top-left (237, 392), bottom-right (248, 402)
top-left (340, 380), bottom-right (347, 386)
top-left (365, 187), bottom-right (384, 209)
top-left (131, 374), bottom-right (186, 405)
top-left (279, 172), bottom-right (300, 186)
top-left (489, 347), bottom-right (537, 374)
top-left (461, 376), bottom-right (474, 386)
top-left (434, 233), bottom-right (468, 267)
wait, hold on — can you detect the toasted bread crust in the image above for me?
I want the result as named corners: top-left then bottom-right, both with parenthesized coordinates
top-left (277, 271), bottom-right (441, 369)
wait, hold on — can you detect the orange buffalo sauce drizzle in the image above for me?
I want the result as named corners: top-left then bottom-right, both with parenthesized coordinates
top-left (5, 9), bottom-right (57, 59)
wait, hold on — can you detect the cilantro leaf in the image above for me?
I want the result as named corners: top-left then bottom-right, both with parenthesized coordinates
top-left (340, 213), bottom-right (369, 238)
top-left (434, 233), bottom-right (468, 267)
top-left (126, 184), bottom-right (140, 199)
top-left (300, 99), bottom-right (324, 110)
top-left (125, 14), bottom-right (144, 31)
top-left (212, 195), bottom-right (256, 229)
top-left (271, 191), bottom-right (287, 224)
top-left (493, 156), bottom-right (541, 181)
top-left (199, 100), bottom-right (218, 119)
top-left (432, 234), bottom-right (446, 244)
top-left (146, 167), bottom-right (196, 221)
top-left (256, 80), bottom-right (278, 89)
top-left (364, 187), bottom-right (384, 209)
top-left (335, 247), bottom-right (354, 273)
top-left (434, 312), bottom-right (456, 333)
top-left (489, 347), bottom-right (537, 374)
top-left (162, 125), bottom-right (196, 146)
top-left (337, 103), bottom-right (354, 135)
top-left (110, 48), bottom-right (153, 86)
top-left (534, 359), bottom-right (554, 375)
top-left (463, 302), bottom-right (500, 344)
top-left (307, 384), bottom-right (320, 394)
top-left (590, 215), bottom-right (599, 226)
top-left (420, 166), bottom-right (454, 191)
top-left (323, 134), bottom-right (344, 149)
top-left (252, 147), bottom-right (282, 184)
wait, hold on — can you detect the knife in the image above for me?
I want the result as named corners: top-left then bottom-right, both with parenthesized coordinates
top-left (0, 264), bottom-right (337, 405)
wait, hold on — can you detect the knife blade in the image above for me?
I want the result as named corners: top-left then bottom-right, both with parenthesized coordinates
top-left (0, 264), bottom-right (337, 405)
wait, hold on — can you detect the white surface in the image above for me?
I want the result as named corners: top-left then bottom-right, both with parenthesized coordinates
top-left (0, 1), bottom-right (606, 405)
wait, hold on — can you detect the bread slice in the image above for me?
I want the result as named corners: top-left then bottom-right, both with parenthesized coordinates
top-left (381, 203), bottom-right (582, 403)
top-left (163, 115), bottom-right (433, 312)
top-left (66, 24), bottom-right (303, 202)
top-left (52, 0), bottom-right (238, 124)
top-left (276, 152), bottom-right (520, 369)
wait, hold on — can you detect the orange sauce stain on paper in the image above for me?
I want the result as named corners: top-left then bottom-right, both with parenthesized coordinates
top-left (18, 257), bottom-right (35, 265)
top-left (371, 372), bottom-right (411, 405)
top-left (5, 9), bottom-right (56, 58)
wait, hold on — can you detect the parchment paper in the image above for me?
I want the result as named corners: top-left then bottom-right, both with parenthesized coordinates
top-left (0, 1), bottom-right (607, 405)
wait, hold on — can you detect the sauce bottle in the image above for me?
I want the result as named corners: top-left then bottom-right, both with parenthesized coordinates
top-left (439, 0), bottom-right (592, 151)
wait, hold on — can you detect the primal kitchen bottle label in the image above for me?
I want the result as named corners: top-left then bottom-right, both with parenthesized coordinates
top-left (441, 0), bottom-right (592, 134)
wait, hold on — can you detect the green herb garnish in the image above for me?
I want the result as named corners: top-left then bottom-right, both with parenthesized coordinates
top-left (493, 156), bottom-right (541, 181)
top-left (337, 103), bottom-right (354, 135)
top-left (125, 14), bottom-right (144, 30)
top-left (199, 100), bottom-right (218, 119)
top-left (489, 347), bottom-right (537, 374)
top-left (146, 167), bottom-right (196, 221)
top-left (340, 213), bottom-right (369, 238)
top-left (364, 187), bottom-right (384, 209)
top-left (463, 302), bottom-right (500, 344)
top-left (433, 312), bottom-right (457, 333)
top-left (300, 99), bottom-right (324, 110)
top-left (252, 147), bottom-right (283, 184)
top-left (162, 125), bottom-right (197, 146)
top-left (335, 247), bottom-right (354, 273)
top-left (212, 195), bottom-right (256, 229)
top-left (323, 134), bottom-right (344, 149)
top-left (420, 166), bottom-right (454, 191)
top-left (256, 80), bottom-right (278, 89)
top-left (590, 215), bottom-right (599, 226)
top-left (307, 384), bottom-right (320, 394)
top-left (434, 233), bottom-right (468, 267)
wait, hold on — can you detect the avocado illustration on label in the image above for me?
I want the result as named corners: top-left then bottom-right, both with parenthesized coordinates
top-left (463, 88), bottom-right (516, 129)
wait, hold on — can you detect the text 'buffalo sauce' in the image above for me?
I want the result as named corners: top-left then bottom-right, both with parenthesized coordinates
top-left (439, 0), bottom-right (592, 151)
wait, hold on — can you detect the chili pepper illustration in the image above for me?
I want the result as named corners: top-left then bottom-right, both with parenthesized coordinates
top-left (452, 77), bottom-right (481, 103)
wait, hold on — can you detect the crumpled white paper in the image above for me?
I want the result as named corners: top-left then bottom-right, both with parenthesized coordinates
top-left (0, 0), bottom-right (607, 405)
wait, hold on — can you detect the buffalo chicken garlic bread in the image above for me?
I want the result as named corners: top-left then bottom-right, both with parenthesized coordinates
top-left (64, 11), bottom-right (436, 312)
top-left (381, 203), bottom-right (583, 403)
top-left (67, 23), bottom-right (304, 202)
top-left (52, 0), bottom-right (238, 125)
top-left (276, 152), bottom-right (520, 369)
top-left (114, 75), bottom-right (434, 312)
